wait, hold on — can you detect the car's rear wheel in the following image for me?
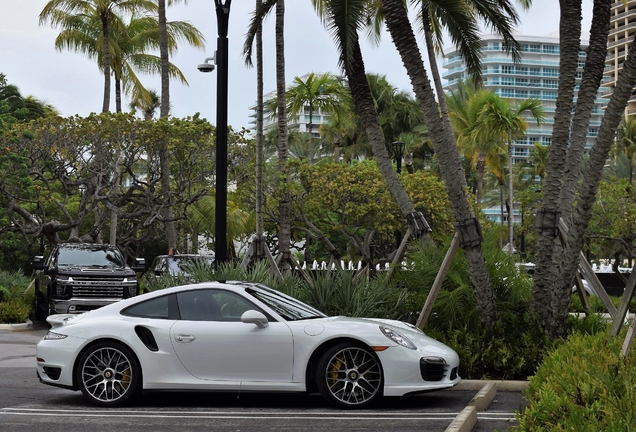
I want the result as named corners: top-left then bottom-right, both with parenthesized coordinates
top-left (76, 341), bottom-right (141, 407)
top-left (316, 342), bottom-right (383, 408)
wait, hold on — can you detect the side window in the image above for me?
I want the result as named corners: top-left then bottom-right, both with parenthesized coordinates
top-left (177, 289), bottom-right (260, 322)
top-left (123, 295), bottom-right (174, 319)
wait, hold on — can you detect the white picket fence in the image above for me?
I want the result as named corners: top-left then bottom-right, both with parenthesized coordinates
top-left (295, 260), bottom-right (409, 272)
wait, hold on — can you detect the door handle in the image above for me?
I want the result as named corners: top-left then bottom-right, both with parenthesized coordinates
top-left (175, 334), bottom-right (196, 343)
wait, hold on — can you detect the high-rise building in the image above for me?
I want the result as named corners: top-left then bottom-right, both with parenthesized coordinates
top-left (606, 1), bottom-right (636, 116)
top-left (442, 34), bottom-right (606, 163)
top-left (442, 34), bottom-right (607, 224)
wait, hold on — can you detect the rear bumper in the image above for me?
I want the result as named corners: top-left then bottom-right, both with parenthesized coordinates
top-left (51, 298), bottom-right (122, 314)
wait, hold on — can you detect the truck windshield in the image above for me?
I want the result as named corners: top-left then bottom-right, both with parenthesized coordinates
top-left (57, 247), bottom-right (126, 268)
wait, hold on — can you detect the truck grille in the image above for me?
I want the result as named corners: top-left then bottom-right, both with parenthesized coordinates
top-left (72, 285), bottom-right (124, 298)
top-left (69, 278), bottom-right (131, 298)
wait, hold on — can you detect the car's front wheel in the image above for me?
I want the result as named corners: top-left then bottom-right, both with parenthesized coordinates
top-left (76, 341), bottom-right (141, 407)
top-left (316, 342), bottom-right (383, 408)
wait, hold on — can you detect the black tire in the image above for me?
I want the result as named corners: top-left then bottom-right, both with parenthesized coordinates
top-left (33, 288), bottom-right (48, 321)
top-left (315, 342), bottom-right (383, 409)
top-left (76, 341), bottom-right (141, 407)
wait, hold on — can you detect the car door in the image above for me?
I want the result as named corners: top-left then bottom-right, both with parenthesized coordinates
top-left (170, 288), bottom-right (294, 383)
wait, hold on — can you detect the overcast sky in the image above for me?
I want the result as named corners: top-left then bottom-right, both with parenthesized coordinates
top-left (1, 0), bottom-right (594, 130)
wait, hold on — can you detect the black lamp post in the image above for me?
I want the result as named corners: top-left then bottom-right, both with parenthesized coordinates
top-left (391, 141), bottom-right (405, 250)
top-left (209, 1), bottom-right (231, 265)
top-left (392, 141), bottom-right (405, 174)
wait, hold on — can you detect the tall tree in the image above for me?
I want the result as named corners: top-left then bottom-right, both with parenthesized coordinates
top-left (473, 93), bottom-right (545, 254)
top-left (614, 115), bottom-right (636, 185)
top-left (311, 0), bottom-right (432, 248)
top-left (40, 0), bottom-right (156, 113)
top-left (530, 0), bottom-right (618, 337)
top-left (380, 0), bottom-right (499, 325)
top-left (243, 0), bottom-right (293, 270)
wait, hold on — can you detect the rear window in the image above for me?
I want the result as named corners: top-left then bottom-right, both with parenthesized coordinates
top-left (122, 295), bottom-right (178, 319)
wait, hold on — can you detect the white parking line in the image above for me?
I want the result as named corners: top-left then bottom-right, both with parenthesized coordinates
top-left (1, 407), bottom-right (461, 420)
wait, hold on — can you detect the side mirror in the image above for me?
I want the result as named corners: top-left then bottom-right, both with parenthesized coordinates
top-left (131, 258), bottom-right (146, 273)
top-left (241, 310), bottom-right (269, 329)
top-left (33, 256), bottom-right (46, 271)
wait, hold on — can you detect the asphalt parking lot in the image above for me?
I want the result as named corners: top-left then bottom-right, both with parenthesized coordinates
top-left (0, 326), bottom-right (526, 432)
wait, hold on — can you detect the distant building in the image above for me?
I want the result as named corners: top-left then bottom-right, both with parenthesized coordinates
top-left (442, 33), bottom-right (608, 224)
top-left (606, 1), bottom-right (636, 116)
top-left (442, 34), bottom-right (607, 163)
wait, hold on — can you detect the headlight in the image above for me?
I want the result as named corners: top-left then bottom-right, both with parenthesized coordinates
top-left (43, 331), bottom-right (68, 340)
top-left (380, 326), bottom-right (416, 350)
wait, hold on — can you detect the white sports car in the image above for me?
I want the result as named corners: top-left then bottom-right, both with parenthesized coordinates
top-left (36, 281), bottom-right (460, 408)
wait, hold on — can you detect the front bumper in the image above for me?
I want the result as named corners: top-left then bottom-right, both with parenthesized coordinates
top-left (51, 298), bottom-right (121, 314)
top-left (378, 340), bottom-right (461, 397)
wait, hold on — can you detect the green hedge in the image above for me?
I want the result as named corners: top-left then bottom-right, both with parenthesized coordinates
top-left (514, 330), bottom-right (636, 431)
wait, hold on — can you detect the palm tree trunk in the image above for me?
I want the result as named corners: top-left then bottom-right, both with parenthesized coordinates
top-left (549, 31), bottom-right (636, 339)
top-left (115, 78), bottom-right (122, 113)
top-left (422, 8), bottom-right (452, 133)
top-left (346, 39), bottom-right (420, 220)
top-left (158, 0), bottom-right (177, 251)
top-left (530, 0), bottom-right (582, 322)
top-left (531, 0), bottom-right (610, 328)
top-left (254, 0), bottom-right (265, 259)
top-left (276, 0), bottom-right (292, 271)
top-left (508, 135), bottom-right (514, 254)
top-left (100, 12), bottom-right (111, 113)
top-left (476, 154), bottom-right (486, 205)
top-left (381, 0), bottom-right (498, 326)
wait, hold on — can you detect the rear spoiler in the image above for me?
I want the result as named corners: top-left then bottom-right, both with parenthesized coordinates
top-left (46, 314), bottom-right (76, 329)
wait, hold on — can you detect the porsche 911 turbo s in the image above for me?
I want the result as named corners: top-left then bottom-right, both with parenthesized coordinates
top-left (36, 281), bottom-right (460, 408)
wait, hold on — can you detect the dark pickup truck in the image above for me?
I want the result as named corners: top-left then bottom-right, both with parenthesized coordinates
top-left (33, 243), bottom-right (146, 318)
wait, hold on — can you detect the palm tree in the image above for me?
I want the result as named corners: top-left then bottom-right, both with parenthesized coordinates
top-left (527, 142), bottom-right (549, 181)
top-left (380, 0), bottom-right (499, 326)
top-left (243, 0), bottom-right (293, 271)
top-left (285, 72), bottom-right (349, 137)
top-left (472, 92), bottom-right (545, 254)
top-left (51, 12), bottom-right (201, 113)
top-left (40, 0), bottom-right (156, 113)
top-left (129, 88), bottom-right (160, 119)
top-left (447, 81), bottom-right (505, 205)
top-left (415, 0), bottom-right (528, 132)
top-left (615, 115), bottom-right (636, 185)
top-left (313, 0), bottom-right (432, 248)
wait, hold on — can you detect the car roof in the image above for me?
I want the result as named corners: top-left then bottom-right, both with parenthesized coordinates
top-left (57, 243), bottom-right (118, 251)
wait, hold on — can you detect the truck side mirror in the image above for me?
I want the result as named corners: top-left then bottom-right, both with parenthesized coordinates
top-left (33, 256), bottom-right (46, 271)
top-left (132, 258), bottom-right (146, 273)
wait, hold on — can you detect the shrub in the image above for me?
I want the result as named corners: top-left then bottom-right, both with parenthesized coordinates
top-left (514, 330), bottom-right (636, 431)
top-left (0, 299), bottom-right (31, 324)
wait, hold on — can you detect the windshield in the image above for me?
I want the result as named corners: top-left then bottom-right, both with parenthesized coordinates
top-left (57, 247), bottom-right (126, 268)
top-left (246, 284), bottom-right (327, 321)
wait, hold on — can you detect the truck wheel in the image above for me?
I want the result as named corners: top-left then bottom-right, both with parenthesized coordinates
top-left (34, 289), bottom-right (48, 321)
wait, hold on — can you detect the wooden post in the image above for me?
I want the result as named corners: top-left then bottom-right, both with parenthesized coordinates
top-left (416, 233), bottom-right (460, 328)
top-left (384, 229), bottom-right (412, 284)
top-left (610, 263), bottom-right (636, 337)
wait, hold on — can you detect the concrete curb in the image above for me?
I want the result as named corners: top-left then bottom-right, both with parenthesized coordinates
top-left (467, 382), bottom-right (497, 411)
top-left (447, 380), bottom-right (528, 432)
top-left (452, 379), bottom-right (529, 392)
top-left (445, 405), bottom-right (477, 432)
top-left (0, 318), bottom-right (33, 331)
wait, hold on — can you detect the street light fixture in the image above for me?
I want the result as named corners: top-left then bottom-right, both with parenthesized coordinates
top-left (392, 141), bottom-right (405, 174)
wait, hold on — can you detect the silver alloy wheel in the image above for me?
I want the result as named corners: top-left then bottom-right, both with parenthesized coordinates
top-left (80, 347), bottom-right (134, 403)
top-left (324, 347), bottom-right (382, 406)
